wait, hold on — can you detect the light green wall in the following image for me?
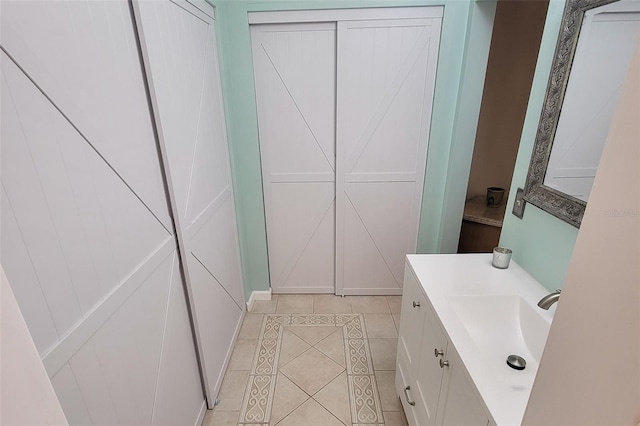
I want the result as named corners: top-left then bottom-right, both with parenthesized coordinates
top-left (500, 0), bottom-right (579, 292)
top-left (211, 0), bottom-right (496, 298)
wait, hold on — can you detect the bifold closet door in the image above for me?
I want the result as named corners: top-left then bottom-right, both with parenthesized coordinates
top-left (336, 18), bottom-right (441, 295)
top-left (1, 1), bottom-right (204, 424)
top-left (251, 23), bottom-right (337, 293)
top-left (133, 0), bottom-right (245, 405)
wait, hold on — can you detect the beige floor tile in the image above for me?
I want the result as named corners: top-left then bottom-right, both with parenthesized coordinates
top-left (375, 371), bottom-right (401, 411)
top-left (364, 314), bottom-right (398, 338)
top-left (280, 347), bottom-right (344, 395)
top-left (270, 374), bottom-right (309, 425)
top-left (238, 313), bottom-right (264, 339)
top-left (276, 294), bottom-right (314, 313)
top-left (383, 410), bottom-right (409, 426)
top-left (348, 296), bottom-right (390, 313)
top-left (387, 296), bottom-right (402, 314)
top-left (202, 409), bottom-right (239, 426)
top-left (288, 325), bottom-right (336, 346)
top-left (276, 398), bottom-right (344, 426)
top-left (313, 294), bottom-right (352, 313)
top-left (315, 328), bottom-right (346, 367)
top-left (251, 295), bottom-right (279, 313)
top-left (369, 338), bottom-right (397, 371)
top-left (216, 370), bottom-right (249, 411)
top-left (313, 371), bottom-right (351, 425)
top-left (279, 329), bottom-right (312, 367)
top-left (227, 339), bottom-right (257, 371)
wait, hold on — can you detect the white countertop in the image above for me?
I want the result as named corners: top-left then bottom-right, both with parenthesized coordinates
top-left (406, 253), bottom-right (555, 426)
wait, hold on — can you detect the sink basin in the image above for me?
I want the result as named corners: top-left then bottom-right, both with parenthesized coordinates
top-left (448, 295), bottom-right (551, 369)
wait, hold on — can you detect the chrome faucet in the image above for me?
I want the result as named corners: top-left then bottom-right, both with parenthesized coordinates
top-left (537, 289), bottom-right (561, 310)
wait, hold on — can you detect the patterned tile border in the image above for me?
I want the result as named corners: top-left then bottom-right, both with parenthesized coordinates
top-left (238, 314), bottom-right (384, 426)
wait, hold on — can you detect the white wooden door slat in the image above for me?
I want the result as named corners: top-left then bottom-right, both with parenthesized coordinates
top-left (184, 185), bottom-right (231, 241)
top-left (68, 341), bottom-right (120, 425)
top-left (258, 44), bottom-right (336, 173)
top-left (50, 365), bottom-right (93, 425)
top-left (344, 23), bottom-right (431, 171)
top-left (150, 258), bottom-right (205, 425)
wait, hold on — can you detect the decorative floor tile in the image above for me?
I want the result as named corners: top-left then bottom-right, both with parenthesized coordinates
top-left (290, 314), bottom-right (336, 325)
top-left (346, 338), bottom-right (374, 375)
top-left (239, 375), bottom-right (276, 423)
top-left (348, 375), bottom-right (384, 424)
top-left (237, 313), bottom-right (385, 425)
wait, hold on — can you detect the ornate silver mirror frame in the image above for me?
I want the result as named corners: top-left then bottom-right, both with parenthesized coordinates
top-left (523, 0), bottom-right (619, 228)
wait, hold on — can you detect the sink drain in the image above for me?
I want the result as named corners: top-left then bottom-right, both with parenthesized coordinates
top-left (507, 354), bottom-right (526, 370)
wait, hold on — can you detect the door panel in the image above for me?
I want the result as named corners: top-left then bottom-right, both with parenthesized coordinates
top-left (336, 18), bottom-right (441, 294)
top-left (251, 23), bottom-right (337, 293)
top-left (0, 0), bottom-right (171, 230)
top-left (1, 50), bottom-right (169, 351)
top-left (1, 1), bottom-right (205, 424)
top-left (134, 0), bottom-right (245, 403)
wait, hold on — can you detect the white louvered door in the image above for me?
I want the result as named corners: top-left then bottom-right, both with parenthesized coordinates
top-left (251, 9), bottom-right (441, 295)
top-left (133, 0), bottom-right (245, 403)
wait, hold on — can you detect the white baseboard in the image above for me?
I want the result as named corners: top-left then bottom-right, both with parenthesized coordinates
top-left (246, 289), bottom-right (272, 312)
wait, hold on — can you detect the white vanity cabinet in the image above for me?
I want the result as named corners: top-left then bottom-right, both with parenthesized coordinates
top-left (397, 263), bottom-right (491, 426)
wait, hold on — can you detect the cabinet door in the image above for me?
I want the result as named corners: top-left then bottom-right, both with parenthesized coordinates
top-left (336, 16), bottom-right (441, 295)
top-left (396, 265), bottom-right (427, 424)
top-left (414, 299), bottom-right (449, 426)
top-left (397, 266), bottom-right (427, 376)
top-left (438, 347), bottom-right (489, 426)
top-left (251, 23), bottom-right (337, 293)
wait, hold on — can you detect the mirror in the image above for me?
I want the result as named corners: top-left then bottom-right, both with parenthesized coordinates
top-left (523, 0), bottom-right (640, 227)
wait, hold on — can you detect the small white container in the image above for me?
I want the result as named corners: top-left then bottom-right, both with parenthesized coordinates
top-left (492, 247), bottom-right (512, 269)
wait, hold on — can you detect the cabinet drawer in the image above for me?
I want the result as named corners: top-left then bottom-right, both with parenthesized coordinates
top-left (396, 356), bottom-right (420, 426)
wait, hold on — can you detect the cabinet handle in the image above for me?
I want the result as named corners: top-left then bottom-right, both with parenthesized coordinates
top-left (434, 348), bottom-right (444, 358)
top-left (412, 301), bottom-right (421, 308)
top-left (403, 385), bottom-right (416, 406)
top-left (439, 359), bottom-right (449, 368)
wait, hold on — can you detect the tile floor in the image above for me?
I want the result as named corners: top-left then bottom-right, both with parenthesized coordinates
top-left (202, 294), bottom-right (408, 426)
